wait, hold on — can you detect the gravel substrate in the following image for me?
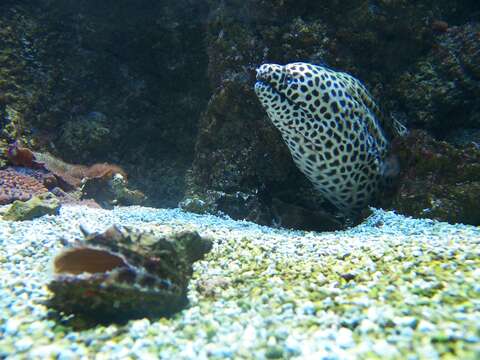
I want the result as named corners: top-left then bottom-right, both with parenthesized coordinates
top-left (0, 205), bottom-right (479, 359)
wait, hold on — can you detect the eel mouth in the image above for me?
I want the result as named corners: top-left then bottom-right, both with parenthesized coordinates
top-left (254, 70), bottom-right (273, 89)
top-left (255, 72), bottom-right (299, 109)
top-left (255, 66), bottom-right (277, 90)
top-left (254, 65), bottom-right (311, 113)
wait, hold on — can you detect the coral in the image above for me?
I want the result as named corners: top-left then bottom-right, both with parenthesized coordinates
top-left (47, 224), bottom-right (212, 323)
top-left (2, 192), bottom-right (60, 221)
top-left (7, 166), bottom-right (58, 189)
top-left (3, 143), bottom-right (142, 208)
top-left (0, 168), bottom-right (48, 205)
top-left (6, 142), bottom-right (126, 186)
top-left (31, 152), bottom-right (84, 190)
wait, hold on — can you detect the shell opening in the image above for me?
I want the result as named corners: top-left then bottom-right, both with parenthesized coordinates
top-left (54, 248), bottom-right (127, 275)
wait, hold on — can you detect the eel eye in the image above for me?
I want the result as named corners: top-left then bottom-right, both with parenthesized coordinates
top-left (283, 76), bottom-right (295, 86)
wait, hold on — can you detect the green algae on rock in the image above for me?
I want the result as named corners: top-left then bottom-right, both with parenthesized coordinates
top-left (1, 192), bottom-right (60, 221)
top-left (47, 224), bottom-right (212, 323)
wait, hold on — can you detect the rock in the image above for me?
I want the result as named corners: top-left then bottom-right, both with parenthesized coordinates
top-left (58, 112), bottom-right (111, 156)
top-left (446, 128), bottom-right (480, 147)
top-left (1, 0), bottom-right (479, 229)
top-left (47, 224), bottom-right (212, 323)
top-left (336, 327), bottom-right (355, 349)
top-left (81, 173), bottom-right (146, 208)
top-left (180, 190), bottom-right (272, 225)
top-left (109, 173), bottom-right (147, 206)
top-left (2, 192), bottom-right (60, 221)
top-left (0, 0), bottom-right (209, 209)
top-left (380, 130), bottom-right (480, 225)
top-left (395, 23), bottom-right (480, 134)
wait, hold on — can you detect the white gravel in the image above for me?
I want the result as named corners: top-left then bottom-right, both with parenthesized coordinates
top-left (0, 205), bottom-right (479, 359)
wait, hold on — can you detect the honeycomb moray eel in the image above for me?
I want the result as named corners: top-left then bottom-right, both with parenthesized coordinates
top-left (254, 62), bottom-right (407, 215)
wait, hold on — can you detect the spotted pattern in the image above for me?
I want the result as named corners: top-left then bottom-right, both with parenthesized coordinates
top-left (254, 62), bottom-right (396, 214)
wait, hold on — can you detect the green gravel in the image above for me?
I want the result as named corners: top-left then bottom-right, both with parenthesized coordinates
top-left (191, 236), bottom-right (480, 359)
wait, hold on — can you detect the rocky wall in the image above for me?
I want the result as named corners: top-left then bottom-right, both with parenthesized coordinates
top-left (0, 0), bottom-right (210, 207)
top-left (185, 0), bottom-right (480, 228)
top-left (1, 0), bottom-right (479, 229)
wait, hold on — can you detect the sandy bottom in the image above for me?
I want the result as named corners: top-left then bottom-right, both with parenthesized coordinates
top-left (0, 205), bottom-right (479, 359)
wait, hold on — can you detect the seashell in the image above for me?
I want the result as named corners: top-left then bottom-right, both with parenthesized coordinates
top-left (47, 225), bottom-right (212, 323)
